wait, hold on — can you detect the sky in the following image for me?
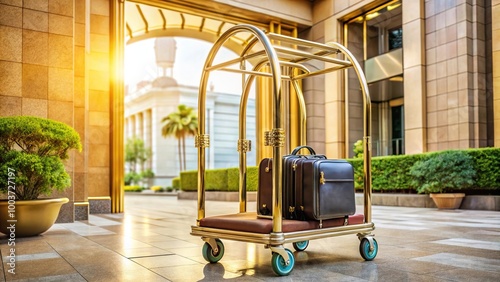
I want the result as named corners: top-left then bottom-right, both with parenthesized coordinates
top-left (124, 37), bottom-right (245, 94)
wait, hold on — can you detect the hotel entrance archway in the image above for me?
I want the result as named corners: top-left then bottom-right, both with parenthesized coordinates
top-left (111, 1), bottom-right (309, 212)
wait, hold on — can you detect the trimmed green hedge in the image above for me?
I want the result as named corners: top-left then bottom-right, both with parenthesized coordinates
top-left (180, 148), bottom-right (500, 195)
top-left (349, 148), bottom-right (500, 194)
top-left (206, 168), bottom-right (228, 191)
top-left (469, 148), bottom-right (500, 189)
top-left (172, 177), bottom-right (180, 189)
top-left (180, 170), bottom-right (197, 191)
top-left (349, 153), bottom-right (427, 192)
top-left (180, 166), bottom-right (259, 192)
top-left (227, 166), bottom-right (259, 192)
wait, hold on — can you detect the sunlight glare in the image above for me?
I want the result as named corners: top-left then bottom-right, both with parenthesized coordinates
top-left (125, 37), bottom-right (245, 95)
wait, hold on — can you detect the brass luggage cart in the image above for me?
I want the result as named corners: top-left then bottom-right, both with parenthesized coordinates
top-left (191, 24), bottom-right (377, 276)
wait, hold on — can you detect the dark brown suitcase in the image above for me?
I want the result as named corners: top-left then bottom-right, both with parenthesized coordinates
top-left (257, 156), bottom-right (302, 219)
top-left (257, 158), bottom-right (273, 217)
top-left (282, 147), bottom-right (319, 219)
top-left (257, 146), bottom-right (324, 219)
top-left (295, 159), bottom-right (356, 221)
top-left (293, 157), bottom-right (307, 220)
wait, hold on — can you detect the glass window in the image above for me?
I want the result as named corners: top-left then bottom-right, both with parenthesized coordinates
top-left (391, 105), bottom-right (404, 155)
top-left (344, 0), bottom-right (404, 157)
top-left (364, 1), bottom-right (402, 59)
top-left (388, 27), bottom-right (402, 50)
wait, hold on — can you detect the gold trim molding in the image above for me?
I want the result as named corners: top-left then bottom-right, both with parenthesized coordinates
top-left (195, 134), bottom-right (210, 148)
top-left (237, 139), bottom-right (251, 152)
top-left (88, 196), bottom-right (112, 200)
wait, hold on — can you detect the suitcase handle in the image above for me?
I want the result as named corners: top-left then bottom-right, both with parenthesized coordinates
top-left (303, 154), bottom-right (327, 159)
top-left (291, 145), bottom-right (316, 156)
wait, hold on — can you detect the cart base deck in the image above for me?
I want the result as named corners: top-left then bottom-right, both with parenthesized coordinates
top-left (191, 212), bottom-right (375, 245)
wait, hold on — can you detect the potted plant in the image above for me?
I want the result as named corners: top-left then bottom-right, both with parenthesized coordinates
top-left (0, 116), bottom-right (81, 237)
top-left (410, 150), bottom-right (476, 209)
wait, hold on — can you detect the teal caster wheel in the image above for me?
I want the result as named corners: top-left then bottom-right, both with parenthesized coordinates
top-left (271, 248), bottom-right (295, 276)
top-left (359, 238), bottom-right (378, 261)
top-left (292, 240), bottom-right (309, 251)
top-left (202, 239), bottom-right (224, 263)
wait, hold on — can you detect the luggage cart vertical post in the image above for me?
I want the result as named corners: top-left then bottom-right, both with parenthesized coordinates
top-left (326, 42), bottom-right (373, 224)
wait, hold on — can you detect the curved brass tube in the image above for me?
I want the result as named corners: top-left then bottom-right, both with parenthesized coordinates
top-left (326, 42), bottom-right (372, 223)
top-left (291, 79), bottom-right (307, 147)
top-left (237, 60), bottom-right (309, 215)
top-left (197, 24), bottom-right (373, 234)
top-left (237, 61), bottom-right (265, 213)
top-left (197, 25), bottom-right (284, 234)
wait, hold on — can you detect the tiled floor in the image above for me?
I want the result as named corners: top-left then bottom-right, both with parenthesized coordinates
top-left (1, 195), bottom-right (500, 281)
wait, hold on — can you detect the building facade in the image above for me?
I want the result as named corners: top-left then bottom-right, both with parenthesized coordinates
top-left (124, 39), bottom-right (257, 186)
top-left (0, 0), bottom-right (499, 220)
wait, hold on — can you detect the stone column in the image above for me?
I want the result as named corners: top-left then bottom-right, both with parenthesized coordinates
top-left (129, 115), bottom-right (136, 140)
top-left (143, 109), bottom-right (152, 169)
top-left (320, 10), bottom-right (345, 158)
top-left (403, 0), bottom-right (427, 154)
top-left (87, 0), bottom-right (112, 214)
top-left (493, 1), bottom-right (500, 147)
top-left (135, 112), bottom-right (143, 139)
top-left (74, 0), bottom-right (89, 221)
top-left (425, 0), bottom-right (490, 151)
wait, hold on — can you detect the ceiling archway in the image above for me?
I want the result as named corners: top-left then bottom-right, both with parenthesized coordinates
top-left (125, 1), bottom-right (270, 53)
top-left (125, 0), bottom-right (305, 53)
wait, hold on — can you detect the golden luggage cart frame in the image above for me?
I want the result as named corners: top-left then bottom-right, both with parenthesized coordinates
top-left (191, 24), bottom-right (376, 276)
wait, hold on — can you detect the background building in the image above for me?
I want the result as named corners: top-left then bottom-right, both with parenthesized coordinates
top-left (125, 38), bottom-right (256, 186)
top-left (331, 0), bottom-right (495, 157)
top-left (0, 0), bottom-right (498, 219)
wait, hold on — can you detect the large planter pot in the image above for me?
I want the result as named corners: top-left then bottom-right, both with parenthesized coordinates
top-left (0, 198), bottom-right (69, 237)
top-left (430, 193), bottom-right (465, 209)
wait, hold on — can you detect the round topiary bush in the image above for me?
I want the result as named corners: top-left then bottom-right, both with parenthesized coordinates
top-left (0, 116), bottom-right (82, 200)
top-left (410, 150), bottom-right (476, 194)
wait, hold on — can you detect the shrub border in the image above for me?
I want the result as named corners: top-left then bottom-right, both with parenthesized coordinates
top-left (179, 148), bottom-right (500, 194)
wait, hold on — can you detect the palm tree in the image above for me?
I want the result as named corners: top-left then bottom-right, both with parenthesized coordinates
top-left (161, 104), bottom-right (198, 171)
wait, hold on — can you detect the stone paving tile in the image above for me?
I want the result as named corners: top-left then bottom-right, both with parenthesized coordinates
top-left (0, 195), bottom-right (499, 281)
top-left (2, 258), bottom-right (78, 281)
top-left (114, 246), bottom-right (173, 259)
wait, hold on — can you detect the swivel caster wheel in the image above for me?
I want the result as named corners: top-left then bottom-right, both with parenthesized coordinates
top-left (202, 239), bottom-right (224, 263)
top-left (292, 240), bottom-right (309, 251)
top-left (359, 237), bottom-right (378, 261)
top-left (271, 248), bottom-right (295, 276)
